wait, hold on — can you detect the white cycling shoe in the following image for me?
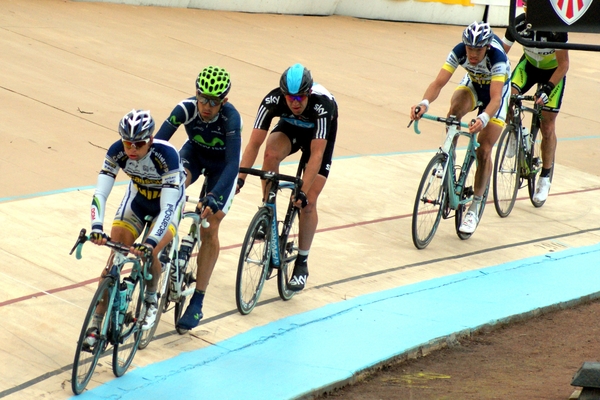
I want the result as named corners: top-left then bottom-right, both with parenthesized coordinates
top-left (533, 177), bottom-right (551, 203)
top-left (459, 211), bottom-right (479, 234)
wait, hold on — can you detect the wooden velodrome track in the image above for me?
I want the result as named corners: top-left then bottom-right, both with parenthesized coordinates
top-left (1, 1), bottom-right (599, 398)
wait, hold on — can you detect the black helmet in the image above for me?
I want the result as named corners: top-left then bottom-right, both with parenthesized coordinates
top-left (279, 63), bottom-right (313, 95)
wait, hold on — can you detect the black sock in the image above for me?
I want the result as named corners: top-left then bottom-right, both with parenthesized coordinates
top-left (296, 254), bottom-right (308, 266)
top-left (541, 168), bottom-right (552, 178)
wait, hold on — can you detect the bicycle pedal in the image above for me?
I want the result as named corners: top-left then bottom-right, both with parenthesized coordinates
top-left (266, 267), bottom-right (277, 280)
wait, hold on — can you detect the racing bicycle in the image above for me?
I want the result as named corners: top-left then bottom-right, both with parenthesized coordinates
top-left (70, 229), bottom-right (153, 395)
top-left (493, 93), bottom-right (551, 217)
top-left (409, 112), bottom-right (489, 249)
top-left (235, 164), bottom-right (303, 315)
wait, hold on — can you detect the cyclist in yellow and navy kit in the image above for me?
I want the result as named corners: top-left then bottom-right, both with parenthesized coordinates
top-left (155, 66), bottom-right (242, 330)
top-left (503, 1), bottom-right (569, 203)
top-left (411, 21), bottom-right (511, 235)
top-left (90, 109), bottom-right (186, 334)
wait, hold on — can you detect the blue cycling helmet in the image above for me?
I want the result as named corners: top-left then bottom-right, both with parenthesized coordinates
top-left (280, 63), bottom-right (313, 95)
top-left (118, 109), bottom-right (155, 141)
top-left (462, 21), bottom-right (493, 48)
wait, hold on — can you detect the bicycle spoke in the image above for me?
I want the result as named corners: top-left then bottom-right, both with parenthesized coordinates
top-left (236, 208), bottom-right (271, 315)
top-left (493, 126), bottom-right (520, 217)
top-left (112, 276), bottom-right (142, 377)
top-left (412, 154), bottom-right (446, 249)
top-left (72, 278), bottom-right (112, 395)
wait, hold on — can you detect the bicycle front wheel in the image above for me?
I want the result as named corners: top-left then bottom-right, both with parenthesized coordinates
top-left (493, 126), bottom-right (520, 217)
top-left (236, 207), bottom-right (271, 315)
top-left (71, 277), bottom-right (112, 395)
top-left (527, 127), bottom-right (552, 207)
top-left (138, 259), bottom-right (169, 349)
top-left (412, 153), bottom-right (447, 249)
top-left (278, 204), bottom-right (299, 301)
top-left (112, 275), bottom-right (143, 377)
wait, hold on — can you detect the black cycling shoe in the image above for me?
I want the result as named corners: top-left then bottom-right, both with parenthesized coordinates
top-left (287, 263), bottom-right (309, 291)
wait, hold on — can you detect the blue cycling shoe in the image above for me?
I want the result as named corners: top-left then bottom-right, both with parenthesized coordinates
top-left (176, 291), bottom-right (204, 330)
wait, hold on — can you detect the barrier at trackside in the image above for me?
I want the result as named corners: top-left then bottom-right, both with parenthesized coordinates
top-left (76, 0), bottom-right (512, 26)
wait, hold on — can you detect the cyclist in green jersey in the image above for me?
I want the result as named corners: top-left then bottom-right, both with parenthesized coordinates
top-left (502, 0), bottom-right (569, 203)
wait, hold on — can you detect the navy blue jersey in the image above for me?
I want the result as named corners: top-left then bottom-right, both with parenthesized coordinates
top-left (156, 98), bottom-right (242, 202)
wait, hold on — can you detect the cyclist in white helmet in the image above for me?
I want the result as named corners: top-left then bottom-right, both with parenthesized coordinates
top-left (410, 21), bottom-right (511, 235)
top-left (88, 109), bottom-right (186, 339)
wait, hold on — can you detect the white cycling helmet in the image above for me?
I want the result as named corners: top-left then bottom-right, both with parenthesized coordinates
top-left (462, 21), bottom-right (493, 48)
top-left (118, 109), bottom-right (155, 141)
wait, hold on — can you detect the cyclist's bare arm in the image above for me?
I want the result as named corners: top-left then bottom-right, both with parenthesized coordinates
top-left (411, 68), bottom-right (452, 120)
top-left (552, 50), bottom-right (569, 85)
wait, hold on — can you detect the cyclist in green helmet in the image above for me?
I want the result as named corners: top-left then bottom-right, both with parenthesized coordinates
top-left (156, 65), bottom-right (242, 330)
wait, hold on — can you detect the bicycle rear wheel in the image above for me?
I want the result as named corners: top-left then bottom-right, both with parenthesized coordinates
top-left (412, 153), bottom-right (447, 249)
top-left (493, 126), bottom-right (520, 217)
top-left (112, 275), bottom-right (143, 377)
top-left (278, 204), bottom-right (299, 301)
top-left (174, 220), bottom-right (199, 334)
top-left (527, 127), bottom-right (552, 207)
top-left (455, 154), bottom-right (489, 240)
top-left (174, 248), bottom-right (199, 334)
top-left (138, 255), bottom-right (169, 349)
top-left (71, 277), bottom-right (112, 395)
top-left (236, 207), bottom-right (271, 315)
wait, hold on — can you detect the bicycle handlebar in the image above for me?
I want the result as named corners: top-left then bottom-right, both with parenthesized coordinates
top-left (512, 94), bottom-right (536, 102)
top-left (412, 113), bottom-right (469, 134)
top-left (239, 167), bottom-right (303, 189)
top-left (69, 228), bottom-right (152, 260)
top-left (184, 196), bottom-right (210, 228)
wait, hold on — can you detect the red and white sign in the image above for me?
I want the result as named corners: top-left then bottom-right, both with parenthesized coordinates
top-left (550, 0), bottom-right (594, 24)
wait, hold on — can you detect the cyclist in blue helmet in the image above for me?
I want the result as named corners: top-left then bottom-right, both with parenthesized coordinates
top-left (88, 109), bottom-right (186, 338)
top-left (238, 63), bottom-right (339, 292)
top-left (155, 66), bottom-right (242, 331)
top-left (502, 1), bottom-right (569, 203)
top-left (410, 22), bottom-right (511, 235)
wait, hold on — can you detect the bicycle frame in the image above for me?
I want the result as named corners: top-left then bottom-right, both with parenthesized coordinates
top-left (414, 114), bottom-right (477, 211)
top-left (70, 228), bottom-right (153, 394)
top-left (236, 166), bottom-right (304, 314)
top-left (256, 172), bottom-right (300, 271)
top-left (510, 95), bottom-right (542, 178)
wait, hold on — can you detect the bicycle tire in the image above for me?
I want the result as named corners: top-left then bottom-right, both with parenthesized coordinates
top-left (174, 237), bottom-right (199, 335)
top-left (71, 277), bottom-right (112, 395)
top-left (527, 126), bottom-right (553, 207)
top-left (236, 207), bottom-right (271, 315)
top-left (112, 275), bottom-right (143, 377)
top-left (277, 204), bottom-right (299, 301)
top-left (411, 153), bottom-right (447, 249)
top-left (138, 258), bottom-right (169, 349)
top-left (493, 125), bottom-right (520, 217)
top-left (455, 155), bottom-right (489, 240)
